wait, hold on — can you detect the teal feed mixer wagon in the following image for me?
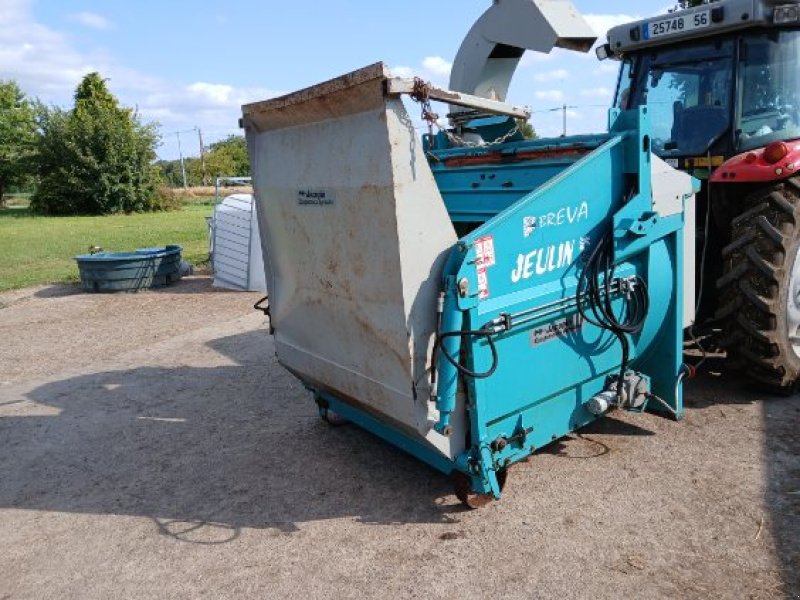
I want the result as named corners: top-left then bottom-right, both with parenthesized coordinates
top-left (241, 0), bottom-right (698, 507)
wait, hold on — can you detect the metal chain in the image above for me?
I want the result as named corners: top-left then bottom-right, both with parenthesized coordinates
top-left (442, 123), bottom-right (521, 148)
top-left (409, 77), bottom-right (522, 148)
top-left (410, 77), bottom-right (439, 138)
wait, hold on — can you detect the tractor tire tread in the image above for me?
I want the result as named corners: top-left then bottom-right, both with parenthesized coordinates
top-left (731, 202), bottom-right (769, 227)
top-left (716, 177), bottom-right (800, 392)
top-left (745, 246), bottom-right (779, 282)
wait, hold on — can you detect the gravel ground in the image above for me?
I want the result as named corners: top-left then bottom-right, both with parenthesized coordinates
top-left (0, 277), bottom-right (798, 600)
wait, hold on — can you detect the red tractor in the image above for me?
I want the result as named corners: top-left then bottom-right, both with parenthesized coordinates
top-left (598, 0), bottom-right (800, 392)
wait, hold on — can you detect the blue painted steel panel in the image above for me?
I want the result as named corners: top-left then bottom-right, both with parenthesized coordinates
top-left (424, 105), bottom-right (683, 496)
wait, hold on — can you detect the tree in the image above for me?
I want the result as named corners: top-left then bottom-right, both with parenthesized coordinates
top-left (207, 135), bottom-right (249, 176)
top-left (187, 135), bottom-right (250, 183)
top-left (516, 118), bottom-right (538, 140)
top-left (31, 73), bottom-right (163, 215)
top-left (0, 81), bottom-right (38, 206)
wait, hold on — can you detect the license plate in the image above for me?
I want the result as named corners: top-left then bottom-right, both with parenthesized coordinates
top-left (645, 11), bottom-right (710, 40)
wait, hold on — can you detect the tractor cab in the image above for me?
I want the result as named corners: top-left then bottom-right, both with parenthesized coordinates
top-left (601, 1), bottom-right (800, 177)
top-left (599, 1), bottom-right (800, 393)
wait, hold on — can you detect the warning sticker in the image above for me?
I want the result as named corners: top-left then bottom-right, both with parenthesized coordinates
top-left (474, 236), bottom-right (496, 300)
top-left (475, 236), bottom-right (496, 267)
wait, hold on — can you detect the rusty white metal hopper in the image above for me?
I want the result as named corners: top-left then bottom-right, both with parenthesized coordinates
top-left (242, 64), bottom-right (471, 458)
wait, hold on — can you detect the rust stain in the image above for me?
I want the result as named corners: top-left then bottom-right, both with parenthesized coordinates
top-left (443, 146), bottom-right (589, 168)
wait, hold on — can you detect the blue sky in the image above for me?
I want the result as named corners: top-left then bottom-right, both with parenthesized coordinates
top-left (1, 0), bottom-right (672, 159)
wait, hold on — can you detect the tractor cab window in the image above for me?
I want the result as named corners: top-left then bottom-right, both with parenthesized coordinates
top-left (737, 31), bottom-right (800, 152)
top-left (628, 40), bottom-right (734, 157)
top-left (614, 58), bottom-right (633, 109)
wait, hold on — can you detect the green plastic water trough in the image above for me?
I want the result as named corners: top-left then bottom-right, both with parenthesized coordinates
top-left (75, 245), bottom-right (182, 292)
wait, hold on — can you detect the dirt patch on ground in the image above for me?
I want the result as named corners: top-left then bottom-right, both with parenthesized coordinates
top-left (0, 277), bottom-right (262, 384)
top-left (0, 277), bottom-right (798, 599)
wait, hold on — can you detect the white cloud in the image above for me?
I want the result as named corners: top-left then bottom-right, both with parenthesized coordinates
top-left (0, 0), bottom-right (97, 95)
top-left (534, 90), bottom-right (565, 103)
top-left (583, 13), bottom-right (642, 37)
top-left (534, 69), bottom-right (569, 83)
top-left (391, 65), bottom-right (415, 78)
top-left (143, 82), bottom-right (279, 116)
top-left (391, 56), bottom-right (452, 85)
top-left (421, 56), bottom-right (452, 78)
top-left (68, 11), bottom-right (113, 30)
top-left (0, 0), bottom-right (278, 158)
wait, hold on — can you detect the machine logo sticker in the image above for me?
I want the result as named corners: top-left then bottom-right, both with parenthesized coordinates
top-left (530, 315), bottom-right (584, 346)
top-left (297, 189), bottom-right (336, 206)
top-left (523, 216), bottom-right (537, 238)
top-left (522, 202), bottom-right (589, 237)
top-left (475, 236), bottom-right (496, 300)
top-left (511, 239), bottom-right (577, 283)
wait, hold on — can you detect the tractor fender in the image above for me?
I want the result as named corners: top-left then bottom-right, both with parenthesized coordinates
top-left (711, 140), bottom-right (800, 184)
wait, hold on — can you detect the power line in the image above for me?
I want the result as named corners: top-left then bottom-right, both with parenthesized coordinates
top-left (529, 103), bottom-right (609, 114)
top-left (529, 103), bottom-right (611, 136)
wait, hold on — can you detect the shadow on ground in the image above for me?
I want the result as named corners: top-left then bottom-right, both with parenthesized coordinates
top-left (147, 276), bottom-right (249, 296)
top-left (31, 284), bottom-right (83, 299)
top-left (684, 356), bottom-right (800, 595)
top-left (29, 276), bottom-right (252, 301)
top-left (1, 328), bottom-right (798, 593)
top-left (1, 331), bottom-right (459, 545)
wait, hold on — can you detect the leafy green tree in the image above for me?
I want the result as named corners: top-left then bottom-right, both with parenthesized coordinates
top-left (156, 158), bottom-right (191, 187)
top-left (156, 136), bottom-right (250, 188)
top-left (31, 72), bottom-right (164, 215)
top-left (0, 80), bottom-right (38, 206)
top-left (516, 118), bottom-right (537, 140)
top-left (188, 135), bottom-right (250, 184)
top-left (208, 135), bottom-right (249, 176)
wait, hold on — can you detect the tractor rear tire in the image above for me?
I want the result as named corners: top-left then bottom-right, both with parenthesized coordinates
top-left (716, 176), bottom-right (800, 393)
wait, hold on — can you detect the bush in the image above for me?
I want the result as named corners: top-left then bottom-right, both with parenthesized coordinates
top-left (149, 186), bottom-right (183, 211)
top-left (30, 73), bottom-right (163, 215)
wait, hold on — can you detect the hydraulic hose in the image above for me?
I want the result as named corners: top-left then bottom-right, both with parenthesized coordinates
top-left (576, 231), bottom-right (649, 401)
top-left (434, 329), bottom-right (499, 380)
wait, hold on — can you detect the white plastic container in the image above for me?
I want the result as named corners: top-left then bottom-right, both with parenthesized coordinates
top-left (212, 193), bottom-right (266, 292)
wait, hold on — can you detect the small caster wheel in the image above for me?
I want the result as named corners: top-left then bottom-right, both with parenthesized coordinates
top-left (451, 469), bottom-right (507, 509)
top-left (320, 408), bottom-right (349, 427)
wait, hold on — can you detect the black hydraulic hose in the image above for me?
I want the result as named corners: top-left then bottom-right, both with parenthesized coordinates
top-left (576, 231), bottom-right (650, 401)
top-left (253, 295), bottom-right (274, 334)
top-left (434, 329), bottom-right (499, 380)
top-left (253, 295), bottom-right (270, 315)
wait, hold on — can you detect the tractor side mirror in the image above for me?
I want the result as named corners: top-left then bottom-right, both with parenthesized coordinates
top-left (596, 43), bottom-right (613, 61)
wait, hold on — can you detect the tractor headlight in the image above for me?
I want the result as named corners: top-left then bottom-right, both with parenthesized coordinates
top-left (774, 5), bottom-right (800, 24)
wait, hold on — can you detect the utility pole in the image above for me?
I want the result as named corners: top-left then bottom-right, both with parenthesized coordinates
top-left (197, 127), bottom-right (207, 186)
top-left (176, 130), bottom-right (188, 188)
top-left (560, 104), bottom-right (579, 137)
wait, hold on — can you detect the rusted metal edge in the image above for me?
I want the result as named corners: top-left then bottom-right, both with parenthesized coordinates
top-left (386, 78), bottom-right (531, 120)
top-left (442, 146), bottom-right (590, 168)
top-left (241, 61), bottom-right (530, 121)
top-left (242, 62), bottom-right (389, 117)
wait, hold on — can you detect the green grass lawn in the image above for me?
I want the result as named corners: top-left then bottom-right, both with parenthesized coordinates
top-left (0, 204), bottom-right (213, 291)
